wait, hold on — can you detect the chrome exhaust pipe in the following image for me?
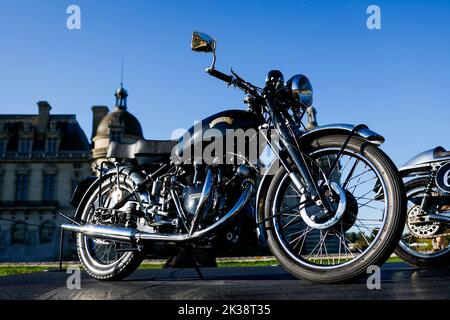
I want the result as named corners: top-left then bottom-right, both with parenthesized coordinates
top-left (61, 223), bottom-right (189, 242)
top-left (61, 180), bottom-right (253, 243)
top-left (61, 224), bottom-right (138, 242)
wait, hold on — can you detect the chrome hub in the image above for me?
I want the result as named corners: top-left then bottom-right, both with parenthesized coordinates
top-left (300, 182), bottom-right (347, 230)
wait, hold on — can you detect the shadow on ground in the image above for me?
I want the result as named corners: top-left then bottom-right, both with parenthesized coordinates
top-left (0, 263), bottom-right (449, 300)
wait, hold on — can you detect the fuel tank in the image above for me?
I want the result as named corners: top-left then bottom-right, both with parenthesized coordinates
top-left (172, 109), bottom-right (263, 165)
top-left (399, 146), bottom-right (450, 175)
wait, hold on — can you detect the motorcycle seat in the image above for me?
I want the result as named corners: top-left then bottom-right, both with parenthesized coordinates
top-left (107, 139), bottom-right (178, 162)
top-left (434, 146), bottom-right (450, 158)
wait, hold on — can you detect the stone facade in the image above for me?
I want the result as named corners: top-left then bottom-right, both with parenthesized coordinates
top-left (0, 86), bottom-right (144, 262)
top-left (0, 102), bottom-right (91, 262)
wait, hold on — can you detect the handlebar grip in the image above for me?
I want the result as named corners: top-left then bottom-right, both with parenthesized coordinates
top-left (207, 68), bottom-right (233, 84)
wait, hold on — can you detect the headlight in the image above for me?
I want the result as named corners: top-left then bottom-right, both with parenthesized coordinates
top-left (286, 74), bottom-right (313, 109)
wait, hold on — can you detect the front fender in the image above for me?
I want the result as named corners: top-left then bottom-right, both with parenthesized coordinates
top-left (254, 123), bottom-right (385, 243)
top-left (303, 123), bottom-right (385, 146)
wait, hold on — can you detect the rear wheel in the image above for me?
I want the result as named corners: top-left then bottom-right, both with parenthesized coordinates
top-left (76, 173), bottom-right (145, 281)
top-left (264, 135), bottom-right (406, 283)
top-left (395, 178), bottom-right (450, 268)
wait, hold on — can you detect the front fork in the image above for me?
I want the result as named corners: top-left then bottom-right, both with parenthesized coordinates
top-left (265, 116), bottom-right (328, 217)
top-left (266, 110), bottom-right (363, 219)
top-left (267, 110), bottom-right (322, 197)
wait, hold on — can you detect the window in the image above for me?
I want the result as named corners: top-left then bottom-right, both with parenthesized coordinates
top-left (0, 172), bottom-right (4, 200)
top-left (19, 138), bottom-right (33, 153)
top-left (46, 138), bottom-right (58, 154)
top-left (40, 221), bottom-right (56, 244)
top-left (15, 174), bottom-right (29, 201)
top-left (0, 139), bottom-right (6, 154)
top-left (22, 122), bottom-right (32, 132)
top-left (43, 174), bottom-right (56, 201)
top-left (110, 131), bottom-right (122, 143)
top-left (11, 222), bottom-right (27, 244)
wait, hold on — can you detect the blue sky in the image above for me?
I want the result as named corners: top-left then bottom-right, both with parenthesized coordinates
top-left (0, 0), bottom-right (449, 166)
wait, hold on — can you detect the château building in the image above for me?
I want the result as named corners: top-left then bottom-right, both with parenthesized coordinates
top-left (0, 85), bottom-right (144, 262)
top-left (0, 102), bottom-right (91, 261)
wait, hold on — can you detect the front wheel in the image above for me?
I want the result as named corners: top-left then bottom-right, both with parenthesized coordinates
top-left (264, 134), bottom-right (406, 283)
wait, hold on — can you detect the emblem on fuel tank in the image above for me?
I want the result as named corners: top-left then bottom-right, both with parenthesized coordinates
top-left (209, 116), bottom-right (234, 128)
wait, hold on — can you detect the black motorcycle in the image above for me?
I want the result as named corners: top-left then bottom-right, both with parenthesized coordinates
top-left (61, 32), bottom-right (406, 283)
top-left (396, 146), bottom-right (450, 267)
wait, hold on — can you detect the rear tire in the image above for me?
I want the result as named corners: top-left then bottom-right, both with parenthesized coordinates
top-left (76, 173), bottom-right (145, 281)
top-left (264, 134), bottom-right (406, 283)
top-left (395, 178), bottom-right (450, 268)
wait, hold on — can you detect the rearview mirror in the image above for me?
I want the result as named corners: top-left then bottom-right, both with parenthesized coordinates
top-left (191, 31), bottom-right (216, 53)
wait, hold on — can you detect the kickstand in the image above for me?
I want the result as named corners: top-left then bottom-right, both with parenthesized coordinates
top-left (58, 229), bottom-right (65, 271)
top-left (186, 245), bottom-right (205, 280)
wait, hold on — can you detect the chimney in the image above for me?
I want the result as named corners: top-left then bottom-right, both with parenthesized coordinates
top-left (91, 106), bottom-right (109, 138)
top-left (37, 101), bottom-right (52, 132)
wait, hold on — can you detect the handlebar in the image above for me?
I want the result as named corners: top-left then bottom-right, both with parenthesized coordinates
top-left (207, 68), bottom-right (233, 84)
top-left (207, 68), bottom-right (261, 97)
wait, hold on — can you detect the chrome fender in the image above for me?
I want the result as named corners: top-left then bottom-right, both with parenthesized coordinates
top-left (73, 166), bottom-right (147, 222)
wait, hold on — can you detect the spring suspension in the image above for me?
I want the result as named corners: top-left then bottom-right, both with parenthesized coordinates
top-left (420, 166), bottom-right (438, 210)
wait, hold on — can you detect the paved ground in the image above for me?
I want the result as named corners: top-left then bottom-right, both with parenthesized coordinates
top-left (0, 263), bottom-right (449, 300)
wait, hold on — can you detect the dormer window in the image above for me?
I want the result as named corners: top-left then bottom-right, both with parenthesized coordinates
top-left (110, 130), bottom-right (122, 143)
top-left (22, 122), bottom-right (32, 133)
top-left (19, 138), bottom-right (33, 154)
top-left (46, 138), bottom-right (59, 154)
top-left (49, 120), bottom-right (58, 133)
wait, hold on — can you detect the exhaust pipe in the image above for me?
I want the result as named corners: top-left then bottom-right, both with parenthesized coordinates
top-left (62, 180), bottom-right (253, 243)
top-left (61, 224), bottom-right (139, 242)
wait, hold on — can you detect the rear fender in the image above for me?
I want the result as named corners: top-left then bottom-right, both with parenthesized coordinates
top-left (70, 176), bottom-right (97, 208)
top-left (73, 167), bottom-right (147, 222)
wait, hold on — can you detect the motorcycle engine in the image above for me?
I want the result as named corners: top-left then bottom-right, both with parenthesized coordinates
top-left (182, 183), bottom-right (205, 216)
top-left (179, 165), bottom-right (249, 226)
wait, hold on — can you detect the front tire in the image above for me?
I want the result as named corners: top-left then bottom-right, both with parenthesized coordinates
top-left (264, 135), bottom-right (406, 283)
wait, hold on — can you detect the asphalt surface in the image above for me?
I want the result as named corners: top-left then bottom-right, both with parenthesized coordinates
top-left (0, 263), bottom-right (449, 300)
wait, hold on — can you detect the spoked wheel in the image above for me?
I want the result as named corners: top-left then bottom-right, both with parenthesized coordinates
top-left (395, 178), bottom-right (450, 268)
top-left (77, 174), bottom-right (145, 281)
top-left (264, 135), bottom-right (406, 283)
